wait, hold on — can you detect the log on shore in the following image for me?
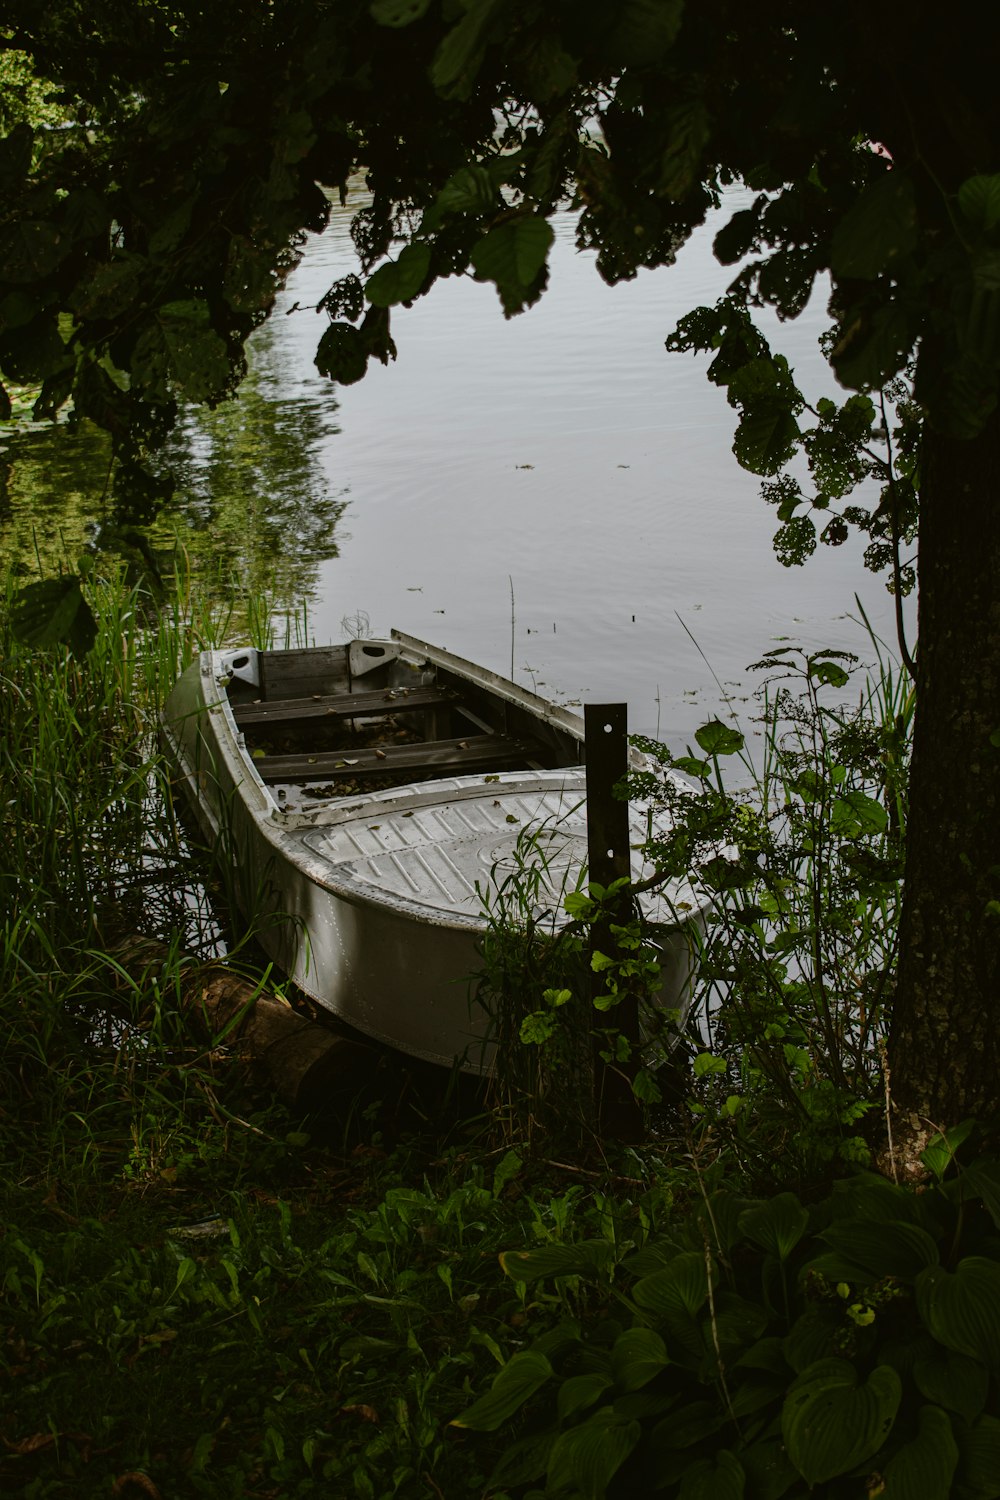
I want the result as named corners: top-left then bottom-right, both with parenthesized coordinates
top-left (111, 936), bottom-right (378, 1111)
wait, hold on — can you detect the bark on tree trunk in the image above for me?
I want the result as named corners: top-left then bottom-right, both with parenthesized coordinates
top-left (112, 935), bottom-right (377, 1111)
top-left (887, 407), bottom-right (1000, 1163)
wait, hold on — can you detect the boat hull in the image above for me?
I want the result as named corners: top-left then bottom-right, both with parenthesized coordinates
top-left (163, 637), bottom-right (705, 1070)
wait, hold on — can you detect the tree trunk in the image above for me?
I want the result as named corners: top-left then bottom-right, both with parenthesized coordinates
top-left (887, 407), bottom-right (1000, 1163)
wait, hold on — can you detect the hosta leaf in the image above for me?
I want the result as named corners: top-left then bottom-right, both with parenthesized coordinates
top-left (739, 1436), bottom-right (799, 1500)
top-left (920, 1119), bottom-right (976, 1179)
top-left (633, 1251), bottom-right (715, 1318)
top-left (490, 1429), bottom-right (555, 1489)
top-left (649, 1400), bottom-right (725, 1451)
top-left (611, 1327), bottom-right (670, 1390)
top-left (451, 1349), bottom-right (553, 1431)
top-left (914, 1347), bottom-right (988, 1424)
top-left (881, 1404), bottom-right (957, 1500)
top-left (782, 1357), bottom-right (901, 1484)
top-left (955, 1413), bottom-right (1000, 1498)
top-left (817, 1220), bottom-right (939, 1282)
top-left (956, 1156), bottom-right (1000, 1229)
top-left (557, 1373), bottom-right (614, 1423)
top-left (739, 1193), bottom-right (808, 1262)
top-left (916, 1258), bottom-right (1000, 1366)
top-left (957, 174), bottom-right (1000, 233)
top-left (678, 1449), bottom-right (746, 1500)
top-left (546, 1412), bottom-right (641, 1500)
top-left (500, 1240), bottom-right (614, 1283)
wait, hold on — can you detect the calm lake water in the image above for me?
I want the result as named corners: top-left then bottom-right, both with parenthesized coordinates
top-left (1, 184), bottom-right (910, 750)
top-left (278, 187), bottom-right (909, 745)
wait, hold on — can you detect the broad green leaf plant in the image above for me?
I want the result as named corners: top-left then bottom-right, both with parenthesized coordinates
top-left (455, 1137), bottom-right (1000, 1500)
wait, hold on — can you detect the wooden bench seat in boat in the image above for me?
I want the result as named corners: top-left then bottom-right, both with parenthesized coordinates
top-left (253, 733), bottom-right (547, 784)
top-left (232, 685), bottom-right (457, 729)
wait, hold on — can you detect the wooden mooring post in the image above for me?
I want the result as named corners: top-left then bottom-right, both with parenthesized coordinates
top-left (585, 704), bottom-right (642, 1141)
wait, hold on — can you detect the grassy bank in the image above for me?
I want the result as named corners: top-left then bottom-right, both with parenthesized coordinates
top-left (12, 569), bottom-right (995, 1500)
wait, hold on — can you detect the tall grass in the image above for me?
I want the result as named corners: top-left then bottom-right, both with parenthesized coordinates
top-left (0, 559), bottom-right (259, 1188)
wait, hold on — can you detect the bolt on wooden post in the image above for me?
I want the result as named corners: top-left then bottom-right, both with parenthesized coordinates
top-left (585, 704), bottom-right (642, 1141)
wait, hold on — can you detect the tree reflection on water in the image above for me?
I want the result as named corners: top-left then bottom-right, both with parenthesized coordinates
top-left (0, 308), bottom-right (345, 626)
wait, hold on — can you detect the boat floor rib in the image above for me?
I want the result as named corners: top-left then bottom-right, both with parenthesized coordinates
top-left (253, 733), bottom-right (547, 785)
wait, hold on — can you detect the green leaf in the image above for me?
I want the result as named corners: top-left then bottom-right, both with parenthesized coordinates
top-left (920, 1119), bottom-right (976, 1179)
top-left (677, 1450), bottom-right (746, 1500)
top-left (831, 300), bottom-right (914, 390)
top-left (133, 300), bottom-right (230, 402)
top-left (519, 1009), bottom-right (558, 1043)
top-left (831, 173), bottom-right (918, 280)
top-left (611, 1327), bottom-right (670, 1391)
top-left (370, 0), bottom-right (433, 24)
top-left (451, 1349), bottom-right (553, 1431)
top-left (557, 1372), bottom-right (614, 1423)
top-left (546, 1411), bottom-right (641, 1500)
top-left (694, 720), bottom-right (744, 756)
top-left (0, 122), bottom-right (33, 183)
top-left (881, 1404), bottom-right (958, 1500)
top-left (68, 255), bottom-right (147, 321)
top-left (807, 658), bottom-right (851, 688)
top-left (958, 174), bottom-right (1000, 233)
top-left (738, 1193), bottom-right (809, 1263)
top-left (0, 220), bottom-right (70, 282)
top-left (782, 1357), bottom-right (901, 1485)
top-left (471, 216), bottom-right (554, 303)
top-left (492, 1149), bottom-right (522, 1196)
top-left (914, 1347), bottom-right (989, 1424)
top-left (916, 1258), bottom-right (1000, 1366)
top-left (955, 1414), bottom-right (1000, 1498)
top-left (830, 791), bottom-right (889, 838)
top-left (10, 576), bottom-right (97, 656)
top-left (315, 322), bottom-right (369, 384)
top-left (633, 1251), bottom-right (715, 1318)
top-left (158, 300), bottom-right (230, 400)
top-left (611, 0), bottom-right (683, 65)
top-left (365, 243), bottom-right (432, 307)
top-left (817, 1220), bottom-right (939, 1283)
top-left (437, 165), bottom-right (499, 215)
top-left (957, 1156), bottom-right (1000, 1229)
top-left (693, 1051), bottom-right (727, 1077)
top-left (431, 0), bottom-right (505, 99)
top-left (733, 403), bottom-right (801, 475)
top-left (224, 236), bottom-right (278, 313)
top-left (499, 1241), bottom-right (614, 1283)
top-left (739, 1437), bottom-right (799, 1500)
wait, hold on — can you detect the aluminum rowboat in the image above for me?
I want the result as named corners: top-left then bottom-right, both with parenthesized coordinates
top-left (162, 630), bottom-right (704, 1070)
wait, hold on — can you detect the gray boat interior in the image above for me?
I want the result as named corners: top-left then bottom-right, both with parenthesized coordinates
top-left (223, 636), bottom-right (586, 799)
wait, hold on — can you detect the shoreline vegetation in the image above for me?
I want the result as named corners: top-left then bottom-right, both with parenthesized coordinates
top-left (4, 567), bottom-right (1000, 1500)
